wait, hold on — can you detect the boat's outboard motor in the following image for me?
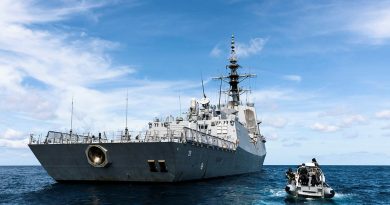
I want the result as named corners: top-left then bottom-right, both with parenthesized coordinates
top-left (324, 188), bottom-right (336, 198)
top-left (285, 184), bottom-right (296, 195)
top-left (85, 145), bottom-right (109, 167)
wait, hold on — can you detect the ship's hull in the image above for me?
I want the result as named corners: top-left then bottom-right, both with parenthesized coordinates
top-left (29, 142), bottom-right (265, 182)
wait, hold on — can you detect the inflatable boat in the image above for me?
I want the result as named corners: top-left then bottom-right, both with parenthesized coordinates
top-left (285, 163), bottom-right (335, 198)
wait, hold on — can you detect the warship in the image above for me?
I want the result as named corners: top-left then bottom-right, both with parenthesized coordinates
top-left (29, 36), bottom-right (267, 182)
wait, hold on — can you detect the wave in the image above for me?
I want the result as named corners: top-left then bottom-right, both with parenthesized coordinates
top-left (269, 189), bottom-right (286, 197)
top-left (333, 192), bottom-right (356, 199)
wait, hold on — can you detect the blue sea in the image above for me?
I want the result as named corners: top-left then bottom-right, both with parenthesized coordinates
top-left (0, 166), bottom-right (389, 204)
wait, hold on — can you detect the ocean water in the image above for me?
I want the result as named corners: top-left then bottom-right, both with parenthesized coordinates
top-left (0, 166), bottom-right (389, 205)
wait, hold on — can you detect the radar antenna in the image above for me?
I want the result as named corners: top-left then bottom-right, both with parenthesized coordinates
top-left (213, 34), bottom-right (256, 107)
top-left (228, 34), bottom-right (241, 105)
top-left (199, 73), bottom-right (211, 107)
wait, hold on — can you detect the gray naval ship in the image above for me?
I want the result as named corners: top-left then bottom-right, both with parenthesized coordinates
top-left (29, 36), bottom-right (267, 182)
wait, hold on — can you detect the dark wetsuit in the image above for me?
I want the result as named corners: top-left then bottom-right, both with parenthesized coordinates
top-left (285, 170), bottom-right (295, 183)
top-left (298, 167), bottom-right (309, 185)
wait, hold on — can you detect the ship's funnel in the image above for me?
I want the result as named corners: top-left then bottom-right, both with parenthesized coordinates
top-left (86, 145), bottom-right (109, 167)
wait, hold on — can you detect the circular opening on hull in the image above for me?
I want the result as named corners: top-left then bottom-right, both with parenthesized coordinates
top-left (86, 145), bottom-right (109, 167)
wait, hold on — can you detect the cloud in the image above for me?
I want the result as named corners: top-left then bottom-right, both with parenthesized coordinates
top-left (0, 139), bottom-right (29, 149)
top-left (348, 3), bottom-right (390, 44)
top-left (235, 37), bottom-right (267, 57)
top-left (0, 0), bottom-right (106, 25)
top-left (251, 88), bottom-right (317, 112)
top-left (343, 132), bottom-right (359, 139)
top-left (311, 122), bottom-right (340, 132)
top-left (383, 133), bottom-right (390, 137)
top-left (252, 89), bottom-right (294, 102)
top-left (0, 0), bottom-right (201, 149)
top-left (318, 106), bottom-right (351, 117)
top-left (0, 128), bottom-right (27, 148)
top-left (340, 114), bottom-right (366, 127)
top-left (264, 117), bottom-right (288, 128)
top-left (376, 110), bottom-right (390, 119)
top-left (283, 75), bottom-right (302, 82)
top-left (251, 90), bottom-right (289, 110)
top-left (0, 10), bottom-right (131, 122)
top-left (324, 2), bottom-right (390, 45)
top-left (263, 132), bottom-right (279, 141)
top-left (251, 1), bottom-right (390, 46)
top-left (210, 37), bottom-right (267, 58)
top-left (0, 129), bottom-right (24, 140)
top-left (311, 114), bottom-right (366, 133)
top-left (210, 45), bottom-right (222, 57)
top-left (283, 142), bottom-right (301, 147)
top-left (381, 124), bottom-right (390, 130)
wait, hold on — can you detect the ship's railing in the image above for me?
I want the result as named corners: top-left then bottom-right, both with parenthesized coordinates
top-left (29, 131), bottom-right (110, 144)
top-left (142, 128), bottom-right (237, 151)
top-left (29, 128), bottom-right (238, 151)
top-left (182, 127), bottom-right (237, 151)
top-left (29, 131), bottom-right (148, 145)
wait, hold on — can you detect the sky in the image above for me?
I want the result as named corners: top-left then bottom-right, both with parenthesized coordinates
top-left (0, 0), bottom-right (390, 165)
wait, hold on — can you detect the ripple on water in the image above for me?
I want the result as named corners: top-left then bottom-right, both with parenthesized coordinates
top-left (269, 188), bottom-right (286, 197)
top-left (1, 165), bottom-right (390, 204)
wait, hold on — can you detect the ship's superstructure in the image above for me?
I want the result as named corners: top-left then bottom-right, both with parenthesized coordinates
top-left (29, 36), bottom-right (267, 182)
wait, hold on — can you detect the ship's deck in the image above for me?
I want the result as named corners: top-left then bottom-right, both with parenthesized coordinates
top-left (29, 127), bottom-right (238, 151)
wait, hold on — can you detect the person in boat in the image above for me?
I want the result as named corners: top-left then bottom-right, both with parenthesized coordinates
top-left (285, 168), bottom-right (295, 183)
top-left (315, 168), bottom-right (322, 185)
top-left (312, 158), bottom-right (319, 167)
top-left (298, 163), bottom-right (309, 185)
top-left (309, 167), bottom-right (320, 186)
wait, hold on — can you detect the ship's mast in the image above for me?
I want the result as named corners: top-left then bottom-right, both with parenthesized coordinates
top-left (228, 35), bottom-right (240, 105)
top-left (70, 96), bottom-right (74, 136)
top-left (125, 89), bottom-right (129, 138)
top-left (201, 74), bottom-right (206, 98)
top-left (213, 35), bottom-right (256, 107)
